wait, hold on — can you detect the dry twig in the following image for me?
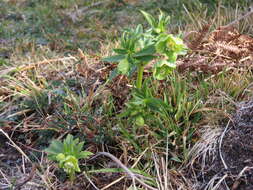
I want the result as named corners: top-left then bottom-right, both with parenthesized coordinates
top-left (90, 152), bottom-right (157, 190)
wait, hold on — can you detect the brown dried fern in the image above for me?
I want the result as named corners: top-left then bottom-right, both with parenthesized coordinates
top-left (209, 26), bottom-right (240, 42)
top-left (179, 7), bottom-right (253, 74)
top-left (188, 24), bottom-right (210, 50)
top-left (214, 42), bottom-right (246, 54)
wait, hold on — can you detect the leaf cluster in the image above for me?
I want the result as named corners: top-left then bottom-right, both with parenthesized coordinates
top-left (45, 134), bottom-right (93, 181)
top-left (104, 10), bottom-right (187, 80)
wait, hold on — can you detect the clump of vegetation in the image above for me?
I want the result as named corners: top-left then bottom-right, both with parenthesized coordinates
top-left (104, 10), bottom-right (187, 128)
top-left (45, 134), bottom-right (93, 182)
top-left (104, 10), bottom-right (187, 89)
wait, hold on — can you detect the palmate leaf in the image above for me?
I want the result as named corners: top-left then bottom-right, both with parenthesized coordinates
top-left (75, 141), bottom-right (84, 158)
top-left (45, 134), bottom-right (94, 181)
top-left (121, 26), bottom-right (142, 51)
top-left (136, 24), bottom-right (143, 35)
top-left (45, 134), bottom-right (93, 161)
top-left (155, 34), bottom-right (168, 54)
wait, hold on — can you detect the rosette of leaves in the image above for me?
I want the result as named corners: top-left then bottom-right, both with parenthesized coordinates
top-left (45, 134), bottom-right (93, 182)
top-left (104, 10), bottom-right (187, 89)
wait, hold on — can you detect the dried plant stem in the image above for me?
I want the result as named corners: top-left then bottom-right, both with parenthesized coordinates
top-left (224, 6), bottom-right (253, 28)
top-left (90, 152), bottom-right (157, 190)
top-left (219, 120), bottom-right (230, 170)
top-left (0, 56), bottom-right (77, 76)
top-left (0, 129), bottom-right (31, 162)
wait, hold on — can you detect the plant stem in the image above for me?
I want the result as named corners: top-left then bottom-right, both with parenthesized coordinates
top-left (69, 171), bottom-right (75, 183)
top-left (136, 64), bottom-right (144, 89)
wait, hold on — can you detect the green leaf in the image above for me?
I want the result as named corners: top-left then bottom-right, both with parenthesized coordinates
top-left (158, 59), bottom-right (176, 68)
top-left (118, 109), bottom-right (132, 118)
top-left (78, 151), bottom-right (94, 159)
top-left (164, 15), bottom-right (170, 26)
top-left (157, 10), bottom-right (170, 33)
top-left (63, 134), bottom-right (74, 154)
top-left (135, 24), bottom-right (143, 36)
top-left (140, 10), bottom-right (156, 28)
top-left (135, 55), bottom-right (157, 62)
top-left (118, 59), bottom-right (130, 74)
top-left (103, 55), bottom-right (126, 62)
top-left (45, 140), bottom-right (64, 158)
top-left (145, 98), bottom-right (165, 112)
top-left (170, 156), bottom-right (182, 163)
top-left (113, 48), bottom-right (128, 55)
top-left (76, 142), bottom-right (84, 154)
top-left (128, 64), bottom-right (137, 77)
top-left (134, 45), bottom-right (156, 57)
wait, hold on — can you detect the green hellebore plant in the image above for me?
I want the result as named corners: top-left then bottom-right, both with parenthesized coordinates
top-left (45, 134), bottom-right (93, 182)
top-left (104, 10), bottom-right (187, 126)
top-left (103, 10), bottom-right (187, 89)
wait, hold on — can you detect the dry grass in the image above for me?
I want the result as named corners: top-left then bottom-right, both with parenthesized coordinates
top-left (1, 1), bottom-right (253, 190)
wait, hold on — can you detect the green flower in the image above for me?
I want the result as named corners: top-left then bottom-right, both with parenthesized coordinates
top-left (154, 34), bottom-right (187, 80)
top-left (56, 154), bottom-right (81, 173)
top-left (166, 35), bottom-right (186, 53)
top-left (153, 59), bottom-right (176, 80)
top-left (156, 34), bottom-right (187, 57)
top-left (62, 155), bottom-right (80, 173)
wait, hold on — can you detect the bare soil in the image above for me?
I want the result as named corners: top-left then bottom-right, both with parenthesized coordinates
top-left (191, 100), bottom-right (253, 190)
